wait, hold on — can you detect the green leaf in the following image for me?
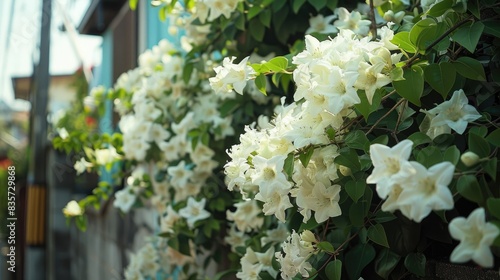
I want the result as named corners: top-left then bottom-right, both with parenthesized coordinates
top-left (443, 145), bottom-right (460, 165)
top-left (254, 74), bottom-right (267, 95)
top-left (410, 18), bottom-right (437, 51)
top-left (453, 56), bottom-right (486, 81)
top-left (486, 129), bottom-right (500, 147)
top-left (354, 90), bottom-right (382, 121)
top-left (326, 259), bottom-right (342, 280)
top-left (457, 175), bottom-right (484, 203)
top-left (408, 132), bottom-right (432, 147)
top-left (292, 0), bottom-right (307, 13)
top-left (345, 181), bottom-right (366, 203)
top-left (283, 153), bottom-right (295, 179)
top-left (483, 20), bottom-right (500, 38)
top-left (335, 149), bottom-right (361, 172)
top-left (326, 0), bottom-right (338, 11)
top-left (345, 130), bottom-right (370, 151)
top-left (299, 145), bottom-right (315, 168)
top-left (393, 66), bottom-right (424, 106)
top-left (317, 241), bottom-right (335, 253)
top-left (482, 158), bottom-right (497, 181)
top-left (404, 253), bottom-right (426, 277)
top-left (426, 0), bottom-right (453, 17)
top-left (265, 56), bottom-right (289, 72)
top-left (468, 132), bottom-right (490, 158)
top-left (373, 211), bottom-right (397, 223)
top-left (308, 0), bottom-right (326, 11)
top-left (368, 224), bottom-right (390, 248)
top-left (345, 243), bottom-right (376, 279)
top-left (451, 22), bottom-right (484, 53)
top-left (349, 202), bottom-right (366, 227)
top-left (391, 31), bottom-right (417, 53)
top-left (182, 61), bottom-right (194, 84)
top-left (247, 5), bottom-right (262, 20)
top-left (487, 198), bottom-right (500, 219)
top-left (424, 62), bottom-right (455, 99)
top-left (259, 9), bottom-right (272, 28)
top-left (249, 19), bottom-right (265, 41)
top-left (416, 146), bottom-right (443, 168)
top-left (375, 249), bottom-right (400, 279)
top-left (467, 0), bottom-right (480, 18)
top-left (219, 99), bottom-right (240, 117)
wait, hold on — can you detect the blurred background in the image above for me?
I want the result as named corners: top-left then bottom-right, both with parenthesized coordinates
top-left (0, 0), bottom-right (176, 279)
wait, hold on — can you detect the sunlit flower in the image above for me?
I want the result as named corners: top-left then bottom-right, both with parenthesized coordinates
top-left (74, 157), bottom-right (93, 175)
top-left (113, 186), bottom-right (136, 213)
top-left (306, 14), bottom-right (338, 34)
top-left (449, 208), bottom-right (500, 267)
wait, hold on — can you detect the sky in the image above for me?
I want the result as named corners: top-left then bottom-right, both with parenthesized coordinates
top-left (0, 0), bottom-right (103, 111)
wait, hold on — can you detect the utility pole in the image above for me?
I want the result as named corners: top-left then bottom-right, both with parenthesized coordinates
top-left (25, 0), bottom-right (51, 279)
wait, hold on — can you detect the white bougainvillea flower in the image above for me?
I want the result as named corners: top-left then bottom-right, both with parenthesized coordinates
top-left (179, 197), bottom-right (211, 228)
top-left (427, 89), bottom-right (481, 135)
top-left (306, 14), bottom-right (338, 34)
top-left (366, 139), bottom-right (415, 199)
top-left (449, 207), bottom-right (500, 268)
top-left (397, 161), bottom-right (455, 222)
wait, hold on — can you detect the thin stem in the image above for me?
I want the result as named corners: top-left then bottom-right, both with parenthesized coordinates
top-left (365, 98), bottom-right (406, 135)
top-left (368, 0), bottom-right (377, 38)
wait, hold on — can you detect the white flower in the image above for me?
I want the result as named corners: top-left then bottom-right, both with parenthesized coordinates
top-left (226, 199), bottom-right (263, 232)
top-left (95, 146), bottom-right (121, 166)
top-left (179, 197), bottom-right (211, 228)
top-left (396, 161), bottom-right (455, 222)
top-left (57, 127), bottom-right (69, 139)
top-left (251, 155), bottom-right (291, 190)
top-left (209, 56), bottom-right (256, 95)
top-left (366, 140), bottom-right (415, 199)
top-left (449, 208), bottom-right (500, 268)
top-left (427, 89), bottom-right (481, 135)
top-left (306, 14), bottom-right (338, 34)
top-left (113, 187), bottom-right (136, 213)
top-left (275, 230), bottom-right (314, 280)
top-left (160, 205), bottom-right (181, 234)
top-left (62, 200), bottom-right (83, 217)
top-left (74, 157), bottom-right (93, 175)
top-left (334, 7), bottom-right (372, 36)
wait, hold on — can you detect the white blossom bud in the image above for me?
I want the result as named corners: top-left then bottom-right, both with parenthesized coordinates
top-left (339, 165), bottom-right (352, 176)
top-left (63, 200), bottom-right (83, 217)
top-left (461, 151), bottom-right (480, 167)
top-left (300, 230), bottom-right (317, 243)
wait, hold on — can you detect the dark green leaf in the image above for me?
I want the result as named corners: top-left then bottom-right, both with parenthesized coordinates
top-left (249, 19), bottom-right (265, 41)
top-left (393, 66), bottom-right (424, 106)
top-left (334, 149), bottom-right (361, 172)
top-left (354, 89), bottom-right (382, 121)
top-left (349, 202), bottom-right (366, 227)
top-left (259, 9), bottom-right (272, 28)
top-left (292, 0), bottom-right (307, 14)
top-left (247, 5), bottom-right (261, 20)
top-left (424, 62), bottom-right (455, 99)
top-left (468, 132), bottom-right (490, 158)
top-left (487, 198), bottom-right (500, 219)
top-left (451, 22), bottom-right (484, 53)
top-left (299, 145), bottom-right (315, 168)
top-left (486, 129), bottom-right (500, 147)
top-left (308, 0), bottom-right (326, 11)
top-left (404, 253), bottom-right (426, 277)
top-left (345, 130), bottom-right (370, 151)
top-left (453, 56), bottom-right (486, 81)
top-left (482, 158), bottom-right (497, 181)
top-left (467, 0), bottom-right (480, 18)
top-left (368, 224), bottom-right (390, 248)
top-left (345, 180), bottom-right (366, 203)
top-left (457, 175), bottom-right (484, 204)
top-left (483, 20), bottom-right (500, 38)
top-left (317, 241), bottom-right (335, 253)
top-left (375, 249), bottom-right (400, 279)
top-left (345, 243), bottom-right (376, 279)
top-left (326, 259), bottom-right (342, 280)
top-left (408, 132), bottom-right (432, 147)
top-left (410, 18), bottom-right (437, 51)
top-left (443, 145), bottom-right (460, 165)
top-left (283, 153), bottom-right (295, 179)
